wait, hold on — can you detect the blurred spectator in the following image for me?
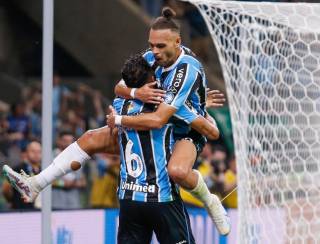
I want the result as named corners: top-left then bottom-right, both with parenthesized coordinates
top-left (2, 140), bottom-right (41, 210)
top-left (60, 109), bottom-right (86, 139)
top-left (52, 131), bottom-right (86, 210)
top-left (7, 102), bottom-right (30, 149)
top-left (205, 145), bottom-right (228, 197)
top-left (6, 102), bottom-right (31, 166)
top-left (223, 155), bottom-right (237, 208)
top-left (0, 113), bottom-right (9, 157)
top-left (90, 154), bottom-right (120, 208)
top-left (91, 90), bottom-right (106, 128)
top-left (52, 73), bottom-right (71, 140)
top-left (23, 83), bottom-right (42, 140)
top-left (198, 142), bottom-right (214, 164)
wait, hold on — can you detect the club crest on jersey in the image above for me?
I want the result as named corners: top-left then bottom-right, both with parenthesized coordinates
top-left (164, 92), bottom-right (174, 104)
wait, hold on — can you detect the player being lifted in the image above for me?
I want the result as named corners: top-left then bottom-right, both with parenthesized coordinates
top-left (108, 7), bottom-right (230, 235)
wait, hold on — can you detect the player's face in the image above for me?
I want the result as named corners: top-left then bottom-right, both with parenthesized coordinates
top-left (26, 142), bottom-right (42, 165)
top-left (148, 29), bottom-right (181, 68)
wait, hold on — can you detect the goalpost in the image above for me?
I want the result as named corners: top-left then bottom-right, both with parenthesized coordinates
top-left (183, 1), bottom-right (320, 243)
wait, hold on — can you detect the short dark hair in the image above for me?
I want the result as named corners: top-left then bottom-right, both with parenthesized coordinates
top-left (121, 53), bottom-right (154, 88)
top-left (22, 140), bottom-right (41, 152)
top-left (151, 7), bottom-right (180, 33)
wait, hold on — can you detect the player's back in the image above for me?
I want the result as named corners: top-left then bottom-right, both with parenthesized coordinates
top-left (113, 97), bottom-right (179, 203)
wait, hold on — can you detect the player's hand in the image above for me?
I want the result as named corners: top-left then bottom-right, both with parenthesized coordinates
top-left (135, 82), bottom-right (165, 104)
top-left (206, 89), bottom-right (226, 108)
top-left (106, 105), bottom-right (116, 129)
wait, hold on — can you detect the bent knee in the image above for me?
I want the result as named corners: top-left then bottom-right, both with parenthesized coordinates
top-left (168, 164), bottom-right (191, 183)
top-left (82, 129), bottom-right (96, 142)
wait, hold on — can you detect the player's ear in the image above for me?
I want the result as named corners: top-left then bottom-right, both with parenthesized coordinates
top-left (175, 35), bottom-right (181, 48)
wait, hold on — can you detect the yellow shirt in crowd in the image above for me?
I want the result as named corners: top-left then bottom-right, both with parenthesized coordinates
top-left (223, 169), bottom-right (237, 208)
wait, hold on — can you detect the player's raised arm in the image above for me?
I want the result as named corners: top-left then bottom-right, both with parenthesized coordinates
top-left (107, 100), bottom-right (219, 140)
top-left (107, 102), bottom-right (176, 130)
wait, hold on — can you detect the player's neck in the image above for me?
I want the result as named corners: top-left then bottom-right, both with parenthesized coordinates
top-left (174, 48), bottom-right (182, 63)
top-left (165, 48), bottom-right (182, 68)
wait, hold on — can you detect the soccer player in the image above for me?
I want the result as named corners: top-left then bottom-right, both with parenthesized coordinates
top-left (109, 7), bottom-right (230, 235)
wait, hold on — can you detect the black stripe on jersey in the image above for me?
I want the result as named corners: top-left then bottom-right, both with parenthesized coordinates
top-left (161, 71), bottom-right (170, 88)
top-left (165, 127), bottom-right (172, 163)
top-left (141, 103), bottom-right (157, 113)
top-left (182, 46), bottom-right (197, 58)
top-left (137, 130), bottom-right (159, 202)
top-left (168, 63), bottom-right (188, 97)
top-left (165, 127), bottom-right (179, 200)
top-left (120, 100), bottom-right (135, 200)
top-left (188, 73), bottom-right (206, 116)
top-left (121, 132), bottom-right (135, 200)
top-left (120, 100), bottom-right (131, 115)
top-left (198, 75), bottom-right (207, 113)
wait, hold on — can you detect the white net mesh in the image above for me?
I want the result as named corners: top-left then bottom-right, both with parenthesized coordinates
top-left (183, 1), bottom-right (320, 243)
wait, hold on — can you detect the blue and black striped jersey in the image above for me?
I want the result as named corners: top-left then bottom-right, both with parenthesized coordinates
top-left (113, 97), bottom-right (198, 202)
top-left (143, 46), bottom-right (207, 117)
top-left (143, 46), bottom-right (208, 140)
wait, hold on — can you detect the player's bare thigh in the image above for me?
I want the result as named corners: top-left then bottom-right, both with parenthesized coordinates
top-left (77, 126), bottom-right (119, 155)
top-left (167, 139), bottom-right (197, 181)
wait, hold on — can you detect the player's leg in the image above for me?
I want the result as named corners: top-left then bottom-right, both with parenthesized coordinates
top-left (2, 126), bottom-right (119, 202)
top-left (118, 200), bottom-right (153, 244)
top-left (152, 199), bottom-right (195, 244)
top-left (167, 139), bottom-right (198, 190)
top-left (77, 126), bottom-right (119, 156)
top-left (167, 138), bottom-right (230, 235)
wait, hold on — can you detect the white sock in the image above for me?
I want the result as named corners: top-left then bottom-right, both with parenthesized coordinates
top-left (189, 170), bottom-right (212, 206)
top-left (34, 142), bottom-right (90, 190)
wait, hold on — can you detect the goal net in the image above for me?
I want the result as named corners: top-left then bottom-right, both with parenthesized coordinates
top-left (183, 1), bottom-right (320, 243)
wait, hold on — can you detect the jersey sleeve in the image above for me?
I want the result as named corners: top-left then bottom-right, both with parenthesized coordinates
top-left (163, 63), bottom-right (198, 110)
top-left (174, 103), bottom-right (199, 124)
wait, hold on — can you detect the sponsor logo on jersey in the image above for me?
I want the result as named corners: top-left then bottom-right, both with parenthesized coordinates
top-left (121, 181), bottom-right (156, 193)
top-left (169, 65), bottom-right (186, 95)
